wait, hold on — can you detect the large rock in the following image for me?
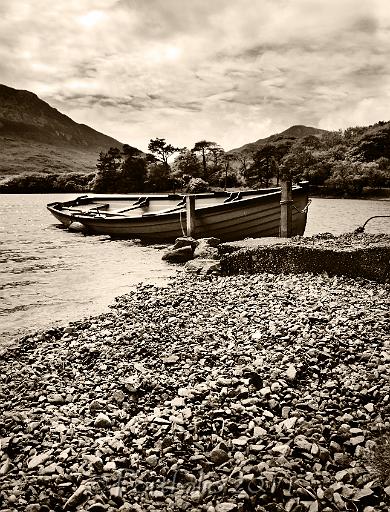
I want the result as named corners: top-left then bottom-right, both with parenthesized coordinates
top-left (27, 450), bottom-right (53, 469)
top-left (194, 237), bottom-right (221, 259)
top-left (194, 245), bottom-right (219, 260)
top-left (64, 484), bottom-right (88, 509)
top-left (172, 237), bottom-right (198, 251)
top-left (184, 258), bottom-right (221, 275)
top-left (196, 237), bottom-right (221, 248)
top-left (162, 246), bottom-right (194, 263)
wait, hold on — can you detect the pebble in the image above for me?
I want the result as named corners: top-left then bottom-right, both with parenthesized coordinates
top-left (215, 503), bottom-right (237, 512)
top-left (94, 413), bottom-right (112, 428)
top-left (0, 254), bottom-right (389, 511)
top-left (27, 450), bottom-right (53, 469)
top-left (286, 364), bottom-right (297, 381)
top-left (209, 448), bottom-right (229, 465)
top-left (64, 484), bottom-right (88, 509)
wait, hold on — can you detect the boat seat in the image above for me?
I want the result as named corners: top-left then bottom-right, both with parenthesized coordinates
top-left (89, 203), bottom-right (110, 211)
top-left (110, 197), bottom-right (150, 214)
top-left (142, 198), bottom-right (186, 217)
top-left (224, 192), bottom-right (242, 203)
top-left (60, 207), bottom-right (83, 213)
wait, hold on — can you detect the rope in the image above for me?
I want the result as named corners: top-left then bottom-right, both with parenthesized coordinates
top-left (179, 210), bottom-right (186, 236)
top-left (292, 199), bottom-right (312, 214)
top-left (355, 215), bottom-right (390, 233)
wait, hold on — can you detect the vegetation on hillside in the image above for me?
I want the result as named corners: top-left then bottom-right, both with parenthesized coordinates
top-left (1, 121), bottom-right (390, 195)
top-left (0, 137), bottom-right (98, 178)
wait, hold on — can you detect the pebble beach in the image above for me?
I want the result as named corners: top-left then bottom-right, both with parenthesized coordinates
top-left (1, 263), bottom-right (390, 511)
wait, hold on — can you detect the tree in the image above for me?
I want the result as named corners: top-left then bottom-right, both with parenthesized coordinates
top-left (90, 147), bottom-right (123, 193)
top-left (352, 126), bottom-right (390, 162)
top-left (191, 140), bottom-right (216, 179)
top-left (221, 154), bottom-right (237, 190)
top-left (272, 141), bottom-right (294, 185)
top-left (321, 130), bottom-right (344, 150)
top-left (279, 143), bottom-right (317, 182)
top-left (147, 138), bottom-right (181, 168)
top-left (146, 162), bottom-right (172, 192)
top-left (250, 144), bottom-right (277, 187)
top-left (300, 135), bottom-right (322, 150)
top-left (122, 144), bottom-right (141, 159)
top-left (205, 144), bottom-right (226, 184)
top-left (324, 160), bottom-right (370, 196)
top-left (120, 154), bottom-right (147, 193)
top-left (186, 177), bottom-right (210, 193)
top-left (96, 147), bottom-right (122, 172)
top-left (235, 151), bottom-right (253, 183)
top-left (171, 149), bottom-right (202, 180)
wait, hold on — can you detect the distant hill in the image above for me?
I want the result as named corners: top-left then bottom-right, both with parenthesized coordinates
top-left (0, 84), bottom-right (141, 178)
top-left (229, 125), bottom-right (330, 155)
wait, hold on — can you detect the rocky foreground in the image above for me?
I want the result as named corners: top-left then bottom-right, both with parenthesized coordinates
top-left (1, 271), bottom-right (390, 511)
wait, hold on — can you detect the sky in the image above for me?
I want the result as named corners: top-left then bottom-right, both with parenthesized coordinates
top-left (1, 0), bottom-right (390, 152)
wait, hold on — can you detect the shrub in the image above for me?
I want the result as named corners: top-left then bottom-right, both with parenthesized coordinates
top-left (186, 177), bottom-right (210, 193)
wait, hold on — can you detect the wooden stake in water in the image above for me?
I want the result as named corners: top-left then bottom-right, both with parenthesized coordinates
top-left (280, 180), bottom-right (293, 237)
top-left (186, 195), bottom-right (196, 238)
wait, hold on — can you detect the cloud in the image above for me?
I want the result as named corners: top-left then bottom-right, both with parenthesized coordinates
top-left (1, 0), bottom-right (390, 151)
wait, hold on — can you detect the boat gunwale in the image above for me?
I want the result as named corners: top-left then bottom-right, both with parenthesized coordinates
top-left (46, 188), bottom-right (283, 209)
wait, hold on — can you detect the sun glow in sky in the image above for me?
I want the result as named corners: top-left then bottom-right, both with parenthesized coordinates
top-left (78, 10), bottom-right (105, 27)
top-left (2, 0), bottom-right (390, 152)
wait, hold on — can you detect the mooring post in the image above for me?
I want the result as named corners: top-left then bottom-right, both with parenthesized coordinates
top-left (280, 179), bottom-right (293, 237)
top-left (186, 195), bottom-right (196, 238)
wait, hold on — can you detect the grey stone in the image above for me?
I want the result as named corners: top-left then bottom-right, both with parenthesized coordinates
top-left (215, 503), bottom-right (237, 512)
top-left (94, 413), bottom-right (112, 428)
top-left (28, 450), bottom-right (53, 469)
top-left (185, 258), bottom-right (221, 274)
top-left (172, 237), bottom-right (197, 250)
top-left (193, 245), bottom-right (219, 260)
top-left (209, 448), bottom-right (229, 465)
top-left (64, 484), bottom-right (88, 509)
top-left (162, 246), bottom-right (194, 263)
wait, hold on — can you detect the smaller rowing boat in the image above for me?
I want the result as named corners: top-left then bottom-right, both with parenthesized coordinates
top-left (47, 182), bottom-right (309, 242)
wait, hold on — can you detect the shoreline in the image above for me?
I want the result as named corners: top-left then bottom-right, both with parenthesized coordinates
top-left (1, 266), bottom-right (390, 510)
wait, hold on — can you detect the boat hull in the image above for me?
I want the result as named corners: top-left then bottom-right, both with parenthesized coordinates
top-left (47, 186), bottom-right (309, 242)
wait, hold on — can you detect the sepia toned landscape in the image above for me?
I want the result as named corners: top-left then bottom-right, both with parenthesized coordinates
top-left (1, 1), bottom-right (390, 511)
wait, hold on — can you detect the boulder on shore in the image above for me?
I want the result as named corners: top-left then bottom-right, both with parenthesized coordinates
top-left (162, 236), bottom-right (222, 264)
top-left (172, 237), bottom-right (198, 251)
top-left (193, 238), bottom-right (221, 260)
top-left (184, 258), bottom-right (221, 275)
top-left (162, 245), bottom-right (194, 263)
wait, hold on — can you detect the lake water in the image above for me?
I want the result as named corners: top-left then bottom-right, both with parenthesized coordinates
top-left (0, 194), bottom-right (389, 347)
top-left (0, 193), bottom-right (178, 347)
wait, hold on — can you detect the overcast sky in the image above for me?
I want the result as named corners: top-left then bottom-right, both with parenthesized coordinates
top-left (1, 0), bottom-right (390, 152)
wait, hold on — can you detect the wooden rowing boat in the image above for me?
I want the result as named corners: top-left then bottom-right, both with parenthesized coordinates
top-left (47, 183), bottom-right (309, 242)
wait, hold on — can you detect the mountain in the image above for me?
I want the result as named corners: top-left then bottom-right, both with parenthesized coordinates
top-left (0, 84), bottom-right (141, 178)
top-left (229, 125), bottom-right (330, 155)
